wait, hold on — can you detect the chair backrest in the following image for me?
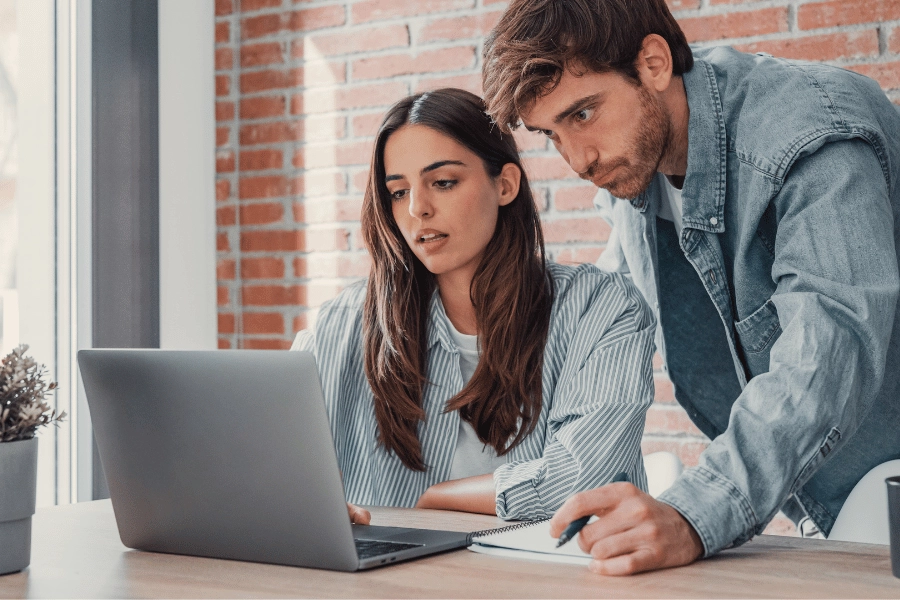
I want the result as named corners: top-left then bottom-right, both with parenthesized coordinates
top-left (828, 459), bottom-right (900, 545)
top-left (644, 451), bottom-right (683, 498)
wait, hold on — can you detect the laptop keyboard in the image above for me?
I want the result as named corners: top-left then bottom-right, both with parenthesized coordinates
top-left (354, 538), bottom-right (423, 559)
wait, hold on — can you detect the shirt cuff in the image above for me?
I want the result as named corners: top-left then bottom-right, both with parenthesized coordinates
top-left (656, 465), bottom-right (759, 557)
top-left (493, 460), bottom-right (553, 521)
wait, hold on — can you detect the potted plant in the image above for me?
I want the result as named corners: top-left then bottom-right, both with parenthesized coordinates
top-left (0, 345), bottom-right (64, 575)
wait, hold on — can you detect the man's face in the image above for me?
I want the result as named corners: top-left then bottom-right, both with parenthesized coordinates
top-left (520, 67), bottom-right (671, 199)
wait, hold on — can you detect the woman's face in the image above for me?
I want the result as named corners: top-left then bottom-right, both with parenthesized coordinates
top-left (384, 124), bottom-right (519, 287)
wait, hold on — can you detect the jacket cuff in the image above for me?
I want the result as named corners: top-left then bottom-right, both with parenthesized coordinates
top-left (657, 465), bottom-right (758, 557)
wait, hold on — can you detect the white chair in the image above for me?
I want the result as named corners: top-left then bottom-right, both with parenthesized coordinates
top-left (644, 451), bottom-right (683, 499)
top-left (827, 459), bottom-right (900, 545)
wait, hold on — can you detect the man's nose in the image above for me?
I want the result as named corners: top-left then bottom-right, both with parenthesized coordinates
top-left (556, 135), bottom-right (597, 177)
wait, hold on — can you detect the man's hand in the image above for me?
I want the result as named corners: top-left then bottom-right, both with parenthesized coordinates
top-left (347, 502), bottom-right (371, 525)
top-left (549, 482), bottom-right (703, 575)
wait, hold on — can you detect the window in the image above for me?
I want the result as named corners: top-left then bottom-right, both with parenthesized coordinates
top-left (5, 0), bottom-right (88, 506)
top-left (0, 0), bottom-right (18, 356)
top-left (3, 0), bottom-right (214, 506)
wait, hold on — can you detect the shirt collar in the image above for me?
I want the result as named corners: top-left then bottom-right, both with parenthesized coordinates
top-left (426, 290), bottom-right (457, 353)
top-left (632, 57), bottom-right (727, 235)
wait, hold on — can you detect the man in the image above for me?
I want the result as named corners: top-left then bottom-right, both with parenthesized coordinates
top-left (482, 0), bottom-right (900, 576)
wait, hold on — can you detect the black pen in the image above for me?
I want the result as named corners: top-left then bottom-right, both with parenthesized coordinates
top-left (555, 471), bottom-right (629, 548)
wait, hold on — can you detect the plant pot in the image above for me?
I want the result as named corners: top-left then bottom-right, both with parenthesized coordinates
top-left (0, 437), bottom-right (38, 575)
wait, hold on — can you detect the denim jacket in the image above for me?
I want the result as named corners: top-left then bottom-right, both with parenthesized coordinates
top-left (595, 46), bottom-right (900, 556)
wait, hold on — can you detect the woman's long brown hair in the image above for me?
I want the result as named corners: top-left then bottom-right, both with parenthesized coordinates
top-left (360, 88), bottom-right (554, 471)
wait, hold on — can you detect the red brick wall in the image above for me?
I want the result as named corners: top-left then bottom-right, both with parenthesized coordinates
top-left (214, 0), bottom-right (900, 534)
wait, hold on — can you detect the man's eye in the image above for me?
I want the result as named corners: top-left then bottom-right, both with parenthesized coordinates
top-left (541, 129), bottom-right (554, 137)
top-left (390, 189), bottom-right (408, 201)
top-left (574, 108), bottom-right (593, 122)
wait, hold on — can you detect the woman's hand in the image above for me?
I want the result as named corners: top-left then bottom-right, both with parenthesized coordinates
top-left (415, 474), bottom-right (497, 514)
top-left (347, 502), bottom-right (371, 525)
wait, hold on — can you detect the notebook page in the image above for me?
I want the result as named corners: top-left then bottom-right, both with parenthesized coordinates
top-left (468, 543), bottom-right (592, 565)
top-left (468, 519), bottom-right (593, 564)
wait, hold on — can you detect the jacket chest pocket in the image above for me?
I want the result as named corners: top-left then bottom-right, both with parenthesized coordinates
top-left (734, 298), bottom-right (782, 377)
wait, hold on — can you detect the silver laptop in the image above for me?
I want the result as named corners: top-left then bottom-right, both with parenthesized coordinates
top-left (77, 349), bottom-right (470, 571)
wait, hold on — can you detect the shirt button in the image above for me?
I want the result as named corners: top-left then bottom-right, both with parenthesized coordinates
top-left (710, 217), bottom-right (719, 226)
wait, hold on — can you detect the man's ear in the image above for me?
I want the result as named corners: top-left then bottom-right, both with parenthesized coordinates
top-left (636, 34), bottom-right (674, 93)
top-left (497, 162), bottom-right (521, 206)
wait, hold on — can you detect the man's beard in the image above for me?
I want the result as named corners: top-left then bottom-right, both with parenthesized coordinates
top-left (581, 84), bottom-right (671, 200)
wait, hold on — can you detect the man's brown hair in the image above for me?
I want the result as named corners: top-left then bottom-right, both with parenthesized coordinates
top-left (483, 0), bottom-right (693, 132)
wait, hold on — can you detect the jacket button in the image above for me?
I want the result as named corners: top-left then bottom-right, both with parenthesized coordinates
top-left (710, 217), bottom-right (719, 226)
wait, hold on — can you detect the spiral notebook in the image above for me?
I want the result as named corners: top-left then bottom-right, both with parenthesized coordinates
top-left (467, 519), bottom-right (594, 565)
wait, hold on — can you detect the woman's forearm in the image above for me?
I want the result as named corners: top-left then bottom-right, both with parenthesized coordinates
top-left (415, 473), bottom-right (497, 514)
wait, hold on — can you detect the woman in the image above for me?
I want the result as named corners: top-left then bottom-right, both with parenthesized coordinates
top-left (292, 88), bottom-right (655, 522)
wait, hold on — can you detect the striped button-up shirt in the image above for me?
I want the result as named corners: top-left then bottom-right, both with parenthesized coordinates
top-left (291, 262), bottom-right (655, 520)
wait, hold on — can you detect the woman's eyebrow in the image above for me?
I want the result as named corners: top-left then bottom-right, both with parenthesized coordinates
top-left (421, 160), bottom-right (465, 175)
top-left (385, 160), bottom-right (466, 183)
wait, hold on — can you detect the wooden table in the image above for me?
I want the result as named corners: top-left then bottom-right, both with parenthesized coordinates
top-left (0, 500), bottom-right (897, 598)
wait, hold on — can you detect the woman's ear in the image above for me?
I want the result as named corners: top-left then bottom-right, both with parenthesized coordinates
top-left (497, 163), bottom-right (521, 206)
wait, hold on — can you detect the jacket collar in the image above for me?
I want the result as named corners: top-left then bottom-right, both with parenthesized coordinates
top-left (633, 57), bottom-right (727, 235)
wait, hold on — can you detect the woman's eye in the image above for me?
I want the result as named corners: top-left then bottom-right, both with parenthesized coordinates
top-left (434, 179), bottom-right (457, 190)
top-left (390, 189), bottom-right (408, 201)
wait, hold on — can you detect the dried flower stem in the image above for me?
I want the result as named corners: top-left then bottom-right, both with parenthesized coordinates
top-left (0, 345), bottom-right (66, 442)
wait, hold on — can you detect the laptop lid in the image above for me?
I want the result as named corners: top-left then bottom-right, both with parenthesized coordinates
top-left (78, 349), bottom-right (432, 571)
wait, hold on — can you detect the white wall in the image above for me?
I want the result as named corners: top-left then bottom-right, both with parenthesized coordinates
top-left (159, 0), bottom-right (216, 350)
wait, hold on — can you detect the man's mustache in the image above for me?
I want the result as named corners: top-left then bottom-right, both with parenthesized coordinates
top-left (578, 158), bottom-right (629, 182)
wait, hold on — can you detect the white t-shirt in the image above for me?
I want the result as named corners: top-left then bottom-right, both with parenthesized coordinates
top-left (445, 318), bottom-right (508, 480)
top-left (657, 176), bottom-right (684, 238)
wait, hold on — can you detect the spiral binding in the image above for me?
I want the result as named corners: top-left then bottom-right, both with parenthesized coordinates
top-left (466, 518), bottom-right (550, 544)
